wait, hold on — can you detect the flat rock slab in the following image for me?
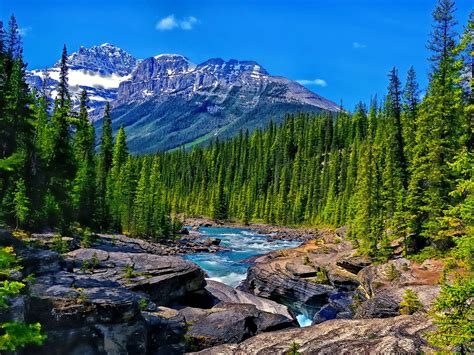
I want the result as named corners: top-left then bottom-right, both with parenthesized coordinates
top-left (65, 248), bottom-right (206, 305)
top-left (194, 315), bottom-right (436, 354)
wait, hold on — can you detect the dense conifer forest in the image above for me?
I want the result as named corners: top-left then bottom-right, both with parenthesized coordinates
top-left (0, 0), bottom-right (472, 351)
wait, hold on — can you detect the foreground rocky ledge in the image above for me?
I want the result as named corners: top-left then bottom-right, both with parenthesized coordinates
top-left (195, 314), bottom-right (436, 354)
top-left (0, 226), bottom-right (443, 354)
top-left (0, 229), bottom-right (296, 354)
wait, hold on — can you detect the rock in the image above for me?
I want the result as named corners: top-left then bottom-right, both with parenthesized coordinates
top-left (312, 304), bottom-right (339, 324)
top-left (202, 237), bottom-right (221, 247)
top-left (194, 315), bottom-right (436, 354)
top-left (0, 229), bottom-right (26, 249)
top-left (240, 258), bottom-right (335, 318)
top-left (142, 307), bottom-right (187, 354)
top-left (0, 230), bottom-right (62, 277)
top-left (95, 233), bottom-right (172, 255)
top-left (204, 280), bottom-right (295, 321)
top-left (286, 263), bottom-right (318, 278)
top-left (181, 303), bottom-right (296, 351)
top-left (355, 258), bottom-right (442, 318)
top-left (312, 292), bottom-right (354, 324)
top-left (336, 255), bottom-right (372, 274)
top-left (19, 248), bottom-right (62, 276)
top-left (354, 292), bottom-right (400, 318)
top-left (178, 228), bottom-right (190, 235)
top-left (26, 270), bottom-right (148, 354)
top-left (239, 234), bottom-right (358, 319)
top-left (65, 248), bottom-right (206, 306)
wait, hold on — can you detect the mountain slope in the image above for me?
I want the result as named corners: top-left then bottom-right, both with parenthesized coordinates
top-left (105, 55), bottom-right (340, 153)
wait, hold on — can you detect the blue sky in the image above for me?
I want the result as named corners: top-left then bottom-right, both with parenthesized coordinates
top-left (1, 0), bottom-right (472, 109)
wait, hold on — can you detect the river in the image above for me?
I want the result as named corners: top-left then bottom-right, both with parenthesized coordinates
top-left (183, 227), bottom-right (313, 327)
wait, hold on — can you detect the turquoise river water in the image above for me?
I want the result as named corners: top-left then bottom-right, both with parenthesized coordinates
top-left (183, 227), bottom-right (313, 326)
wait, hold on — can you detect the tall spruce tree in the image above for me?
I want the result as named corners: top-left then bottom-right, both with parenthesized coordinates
top-left (96, 102), bottom-right (114, 229)
top-left (46, 45), bottom-right (75, 233)
top-left (402, 66), bottom-right (420, 164)
top-left (408, 0), bottom-right (464, 247)
top-left (72, 90), bottom-right (96, 226)
top-left (107, 126), bottom-right (128, 230)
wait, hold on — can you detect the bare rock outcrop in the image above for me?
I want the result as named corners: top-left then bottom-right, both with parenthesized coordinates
top-left (194, 315), bottom-right (436, 354)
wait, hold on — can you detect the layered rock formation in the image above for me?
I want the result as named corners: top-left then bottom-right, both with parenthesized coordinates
top-left (0, 230), bottom-right (296, 354)
top-left (239, 228), bottom-right (442, 326)
top-left (195, 315), bottom-right (436, 354)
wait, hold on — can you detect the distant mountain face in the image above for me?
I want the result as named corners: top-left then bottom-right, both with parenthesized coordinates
top-left (27, 44), bottom-right (340, 153)
top-left (26, 44), bottom-right (136, 113)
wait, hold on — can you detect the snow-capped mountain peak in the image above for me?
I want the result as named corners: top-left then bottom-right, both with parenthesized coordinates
top-left (27, 44), bottom-right (137, 116)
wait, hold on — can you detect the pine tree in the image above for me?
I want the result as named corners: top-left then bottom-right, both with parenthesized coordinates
top-left (212, 165), bottom-right (227, 221)
top-left (107, 126), bottom-right (128, 230)
top-left (13, 178), bottom-right (29, 229)
top-left (132, 160), bottom-right (150, 236)
top-left (46, 45), bottom-right (75, 233)
top-left (402, 67), bottom-right (419, 164)
top-left (57, 45), bottom-right (70, 108)
top-left (72, 90), bottom-right (96, 226)
top-left (96, 102), bottom-right (114, 229)
top-left (408, 0), bottom-right (464, 247)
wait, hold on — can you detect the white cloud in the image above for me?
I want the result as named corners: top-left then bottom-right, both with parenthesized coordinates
top-left (352, 42), bottom-right (367, 49)
top-left (180, 16), bottom-right (198, 30)
top-left (297, 79), bottom-right (327, 87)
top-left (156, 15), bottom-right (178, 30)
top-left (18, 27), bottom-right (31, 37)
top-left (156, 15), bottom-right (199, 31)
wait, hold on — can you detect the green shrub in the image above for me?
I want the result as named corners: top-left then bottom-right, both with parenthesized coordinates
top-left (91, 252), bottom-right (99, 269)
top-left (426, 276), bottom-right (474, 353)
top-left (286, 341), bottom-right (301, 355)
top-left (399, 289), bottom-right (423, 315)
top-left (80, 260), bottom-right (91, 273)
top-left (385, 264), bottom-right (400, 281)
top-left (80, 228), bottom-right (97, 248)
top-left (303, 255), bottom-right (311, 266)
top-left (124, 264), bottom-right (135, 279)
top-left (51, 234), bottom-right (69, 253)
top-left (138, 298), bottom-right (148, 310)
top-left (0, 247), bottom-right (46, 351)
top-left (315, 268), bottom-right (329, 284)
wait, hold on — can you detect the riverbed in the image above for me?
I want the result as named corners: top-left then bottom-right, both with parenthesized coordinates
top-left (183, 227), bottom-right (313, 326)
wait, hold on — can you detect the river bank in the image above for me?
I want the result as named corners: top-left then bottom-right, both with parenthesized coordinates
top-left (184, 216), bottom-right (333, 242)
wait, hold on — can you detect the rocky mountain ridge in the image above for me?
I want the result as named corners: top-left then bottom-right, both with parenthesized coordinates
top-left (27, 43), bottom-right (341, 153)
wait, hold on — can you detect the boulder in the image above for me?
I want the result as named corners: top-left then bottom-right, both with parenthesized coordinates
top-left (142, 307), bottom-right (187, 354)
top-left (336, 255), bottom-right (372, 274)
top-left (355, 258), bottom-right (442, 318)
top-left (239, 236), bottom-right (357, 318)
top-left (204, 280), bottom-right (295, 321)
top-left (194, 315), bottom-right (436, 354)
top-left (202, 237), bottom-right (221, 247)
top-left (65, 248), bottom-right (206, 306)
top-left (240, 259), bottom-right (335, 318)
top-left (181, 302), bottom-right (296, 351)
top-left (25, 271), bottom-right (147, 354)
top-left (312, 292), bottom-right (354, 324)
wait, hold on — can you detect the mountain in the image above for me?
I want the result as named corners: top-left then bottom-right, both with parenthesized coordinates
top-left (27, 44), bottom-right (340, 153)
top-left (26, 43), bottom-right (136, 113)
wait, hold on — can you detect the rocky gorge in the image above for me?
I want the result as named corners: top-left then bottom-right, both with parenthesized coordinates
top-left (0, 224), bottom-right (442, 354)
